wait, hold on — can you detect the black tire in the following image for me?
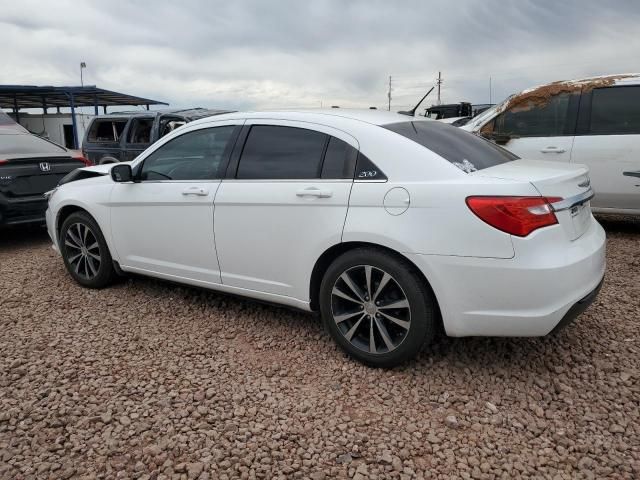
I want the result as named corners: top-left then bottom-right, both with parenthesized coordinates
top-left (60, 211), bottom-right (116, 288)
top-left (319, 248), bottom-right (437, 368)
top-left (99, 157), bottom-right (118, 165)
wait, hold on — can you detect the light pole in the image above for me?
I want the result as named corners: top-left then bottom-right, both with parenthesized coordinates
top-left (80, 62), bottom-right (86, 87)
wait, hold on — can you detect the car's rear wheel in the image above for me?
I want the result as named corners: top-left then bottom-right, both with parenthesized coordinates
top-left (320, 248), bottom-right (437, 368)
top-left (60, 211), bottom-right (115, 288)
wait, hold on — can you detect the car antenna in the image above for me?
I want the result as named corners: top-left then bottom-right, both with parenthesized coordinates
top-left (397, 86), bottom-right (435, 117)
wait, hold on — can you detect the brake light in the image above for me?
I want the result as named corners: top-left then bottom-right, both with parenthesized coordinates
top-left (73, 156), bottom-right (92, 166)
top-left (466, 196), bottom-right (562, 237)
top-left (0, 159), bottom-right (7, 164)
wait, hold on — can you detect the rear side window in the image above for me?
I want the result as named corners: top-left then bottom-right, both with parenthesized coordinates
top-left (87, 119), bottom-right (127, 142)
top-left (0, 133), bottom-right (66, 155)
top-left (383, 121), bottom-right (517, 173)
top-left (321, 137), bottom-right (358, 179)
top-left (589, 86), bottom-right (640, 135)
top-left (496, 92), bottom-right (573, 137)
top-left (237, 125), bottom-right (327, 179)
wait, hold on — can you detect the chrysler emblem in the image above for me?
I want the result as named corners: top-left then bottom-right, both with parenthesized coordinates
top-left (39, 162), bottom-right (51, 172)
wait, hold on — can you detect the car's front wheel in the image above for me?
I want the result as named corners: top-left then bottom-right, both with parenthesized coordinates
top-left (60, 211), bottom-right (115, 288)
top-left (319, 248), bottom-right (437, 368)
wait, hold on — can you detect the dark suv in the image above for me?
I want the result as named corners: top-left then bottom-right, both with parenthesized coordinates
top-left (82, 108), bottom-right (231, 164)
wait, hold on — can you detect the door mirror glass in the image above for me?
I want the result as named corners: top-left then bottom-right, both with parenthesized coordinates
top-left (111, 163), bottom-right (133, 182)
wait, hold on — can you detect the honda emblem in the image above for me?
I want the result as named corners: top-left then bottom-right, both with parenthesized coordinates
top-left (39, 162), bottom-right (51, 172)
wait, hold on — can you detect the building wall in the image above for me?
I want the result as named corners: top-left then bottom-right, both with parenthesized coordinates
top-left (7, 112), bottom-right (94, 148)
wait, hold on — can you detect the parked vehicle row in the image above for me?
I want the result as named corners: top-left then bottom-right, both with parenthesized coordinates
top-left (462, 74), bottom-right (640, 215)
top-left (45, 109), bottom-right (605, 367)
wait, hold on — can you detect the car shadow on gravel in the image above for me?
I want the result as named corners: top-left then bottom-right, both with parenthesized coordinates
top-left (595, 213), bottom-right (640, 233)
top-left (0, 224), bottom-right (49, 251)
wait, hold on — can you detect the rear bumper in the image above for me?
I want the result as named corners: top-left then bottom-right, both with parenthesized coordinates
top-left (407, 219), bottom-right (606, 337)
top-left (0, 192), bottom-right (47, 226)
top-left (550, 277), bottom-right (603, 334)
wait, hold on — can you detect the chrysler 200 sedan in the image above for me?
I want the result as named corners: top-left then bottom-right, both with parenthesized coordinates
top-left (45, 110), bottom-right (605, 367)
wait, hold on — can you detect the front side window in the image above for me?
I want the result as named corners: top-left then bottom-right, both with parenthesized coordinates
top-left (139, 126), bottom-right (235, 181)
top-left (236, 125), bottom-right (327, 179)
top-left (589, 86), bottom-right (640, 135)
top-left (495, 92), bottom-right (572, 137)
top-left (127, 118), bottom-right (154, 144)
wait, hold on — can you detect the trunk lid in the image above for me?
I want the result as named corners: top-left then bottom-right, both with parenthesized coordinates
top-left (471, 159), bottom-right (594, 240)
top-left (0, 154), bottom-right (85, 198)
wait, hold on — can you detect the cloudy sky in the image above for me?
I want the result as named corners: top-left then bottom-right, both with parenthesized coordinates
top-left (1, 0), bottom-right (639, 112)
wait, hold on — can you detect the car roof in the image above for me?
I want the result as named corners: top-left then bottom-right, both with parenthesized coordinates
top-left (189, 108), bottom-right (431, 128)
top-left (93, 108), bottom-right (232, 120)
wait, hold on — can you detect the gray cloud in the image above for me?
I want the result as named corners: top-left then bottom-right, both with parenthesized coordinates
top-left (1, 0), bottom-right (639, 111)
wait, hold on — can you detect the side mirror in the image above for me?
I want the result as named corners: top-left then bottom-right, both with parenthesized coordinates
top-left (111, 164), bottom-right (133, 183)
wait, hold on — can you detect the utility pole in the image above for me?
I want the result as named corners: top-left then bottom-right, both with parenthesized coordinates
top-left (489, 76), bottom-right (492, 105)
top-left (80, 62), bottom-right (86, 87)
top-left (436, 71), bottom-right (443, 105)
top-left (387, 75), bottom-right (392, 111)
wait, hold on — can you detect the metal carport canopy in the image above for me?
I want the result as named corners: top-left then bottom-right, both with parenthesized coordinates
top-left (0, 84), bottom-right (169, 149)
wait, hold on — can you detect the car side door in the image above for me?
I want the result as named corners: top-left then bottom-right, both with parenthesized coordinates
top-left (122, 116), bottom-right (155, 161)
top-left (571, 85), bottom-right (640, 212)
top-left (213, 120), bottom-right (358, 302)
top-left (479, 91), bottom-right (579, 163)
top-left (109, 122), bottom-right (241, 284)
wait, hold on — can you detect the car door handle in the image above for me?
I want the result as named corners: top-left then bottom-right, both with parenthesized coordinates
top-left (540, 147), bottom-right (566, 153)
top-left (181, 186), bottom-right (209, 196)
top-left (623, 170), bottom-right (640, 179)
top-left (296, 187), bottom-right (333, 198)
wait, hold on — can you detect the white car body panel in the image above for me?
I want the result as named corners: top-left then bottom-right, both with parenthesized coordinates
top-left (46, 109), bottom-right (606, 337)
top-left (463, 74), bottom-right (640, 215)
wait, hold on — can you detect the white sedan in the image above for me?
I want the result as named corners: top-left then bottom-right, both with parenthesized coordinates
top-left (45, 109), bottom-right (605, 367)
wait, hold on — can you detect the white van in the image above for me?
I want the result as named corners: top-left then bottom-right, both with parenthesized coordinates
top-left (463, 74), bottom-right (640, 215)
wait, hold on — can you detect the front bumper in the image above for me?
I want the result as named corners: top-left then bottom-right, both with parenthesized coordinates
top-left (407, 219), bottom-right (606, 337)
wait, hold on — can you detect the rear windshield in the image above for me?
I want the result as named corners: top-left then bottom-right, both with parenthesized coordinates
top-left (87, 119), bottom-right (128, 142)
top-left (383, 120), bottom-right (518, 172)
top-left (0, 133), bottom-right (67, 155)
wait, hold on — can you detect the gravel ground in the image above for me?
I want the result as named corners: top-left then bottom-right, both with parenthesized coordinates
top-left (1, 217), bottom-right (638, 480)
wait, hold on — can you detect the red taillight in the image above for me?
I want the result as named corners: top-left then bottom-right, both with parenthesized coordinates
top-left (0, 159), bottom-right (7, 164)
top-left (466, 196), bottom-right (562, 237)
top-left (73, 156), bottom-right (92, 166)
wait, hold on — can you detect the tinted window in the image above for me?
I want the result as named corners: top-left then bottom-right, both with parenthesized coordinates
top-left (321, 137), bottom-right (358, 179)
top-left (589, 86), bottom-right (640, 135)
top-left (0, 133), bottom-right (66, 155)
top-left (496, 92), bottom-right (571, 137)
top-left (383, 121), bottom-right (517, 173)
top-left (140, 126), bottom-right (235, 181)
top-left (237, 126), bottom-right (327, 179)
top-left (355, 153), bottom-right (387, 180)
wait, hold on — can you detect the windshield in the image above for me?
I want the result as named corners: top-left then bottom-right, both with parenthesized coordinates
top-left (383, 121), bottom-right (518, 173)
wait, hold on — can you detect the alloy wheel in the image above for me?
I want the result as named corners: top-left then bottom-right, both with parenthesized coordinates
top-left (64, 222), bottom-right (102, 280)
top-left (331, 265), bottom-right (411, 354)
